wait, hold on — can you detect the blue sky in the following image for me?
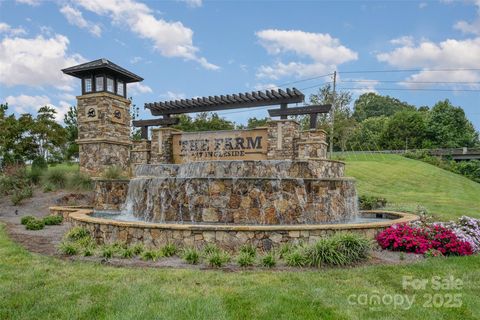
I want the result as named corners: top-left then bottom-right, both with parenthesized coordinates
top-left (0, 0), bottom-right (479, 130)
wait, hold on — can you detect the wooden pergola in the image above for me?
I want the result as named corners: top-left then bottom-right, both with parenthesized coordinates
top-left (136, 88), bottom-right (331, 138)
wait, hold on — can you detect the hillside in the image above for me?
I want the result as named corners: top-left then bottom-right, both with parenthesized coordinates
top-left (345, 154), bottom-right (480, 220)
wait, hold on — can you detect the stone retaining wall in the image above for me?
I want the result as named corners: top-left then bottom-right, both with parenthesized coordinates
top-left (58, 207), bottom-right (418, 252)
top-left (93, 179), bottom-right (129, 211)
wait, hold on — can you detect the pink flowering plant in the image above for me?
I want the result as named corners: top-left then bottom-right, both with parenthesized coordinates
top-left (376, 223), bottom-right (473, 256)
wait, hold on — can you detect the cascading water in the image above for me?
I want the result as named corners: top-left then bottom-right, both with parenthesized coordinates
top-left (121, 160), bottom-right (358, 225)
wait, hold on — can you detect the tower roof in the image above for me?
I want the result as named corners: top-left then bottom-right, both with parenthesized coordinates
top-left (62, 58), bottom-right (143, 83)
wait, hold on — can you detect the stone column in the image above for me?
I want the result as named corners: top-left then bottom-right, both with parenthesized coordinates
top-left (297, 129), bottom-right (328, 160)
top-left (266, 120), bottom-right (300, 160)
top-left (130, 139), bottom-right (151, 170)
top-left (150, 127), bottom-right (182, 163)
top-left (76, 92), bottom-right (132, 176)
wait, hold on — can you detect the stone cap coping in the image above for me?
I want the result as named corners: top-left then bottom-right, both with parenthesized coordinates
top-left (92, 178), bottom-right (131, 182)
top-left (62, 207), bottom-right (418, 231)
top-left (267, 119), bottom-right (300, 125)
top-left (76, 138), bottom-right (132, 146)
top-left (77, 92), bottom-right (131, 104)
top-left (296, 141), bottom-right (328, 146)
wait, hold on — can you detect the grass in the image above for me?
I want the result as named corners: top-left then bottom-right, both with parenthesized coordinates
top-left (344, 154), bottom-right (480, 220)
top-left (0, 223), bottom-right (479, 319)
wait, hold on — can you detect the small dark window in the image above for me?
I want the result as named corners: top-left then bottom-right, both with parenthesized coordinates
top-left (96, 76), bottom-right (104, 92)
top-left (107, 77), bottom-right (114, 92)
top-left (117, 81), bottom-right (124, 96)
top-left (84, 78), bottom-right (92, 93)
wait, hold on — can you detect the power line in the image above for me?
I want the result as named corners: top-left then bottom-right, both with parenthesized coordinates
top-left (268, 72), bottom-right (334, 89)
top-left (339, 68), bottom-right (480, 74)
top-left (339, 80), bottom-right (480, 84)
top-left (338, 87), bottom-right (480, 92)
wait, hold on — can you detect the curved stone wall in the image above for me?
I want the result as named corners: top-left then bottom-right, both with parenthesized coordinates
top-left (53, 207), bottom-right (418, 252)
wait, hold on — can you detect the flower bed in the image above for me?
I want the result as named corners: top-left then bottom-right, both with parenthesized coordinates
top-left (376, 223), bottom-right (473, 256)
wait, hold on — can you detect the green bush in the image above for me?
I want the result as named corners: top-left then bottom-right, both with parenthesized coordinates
top-left (160, 243), bottom-right (177, 257)
top-left (260, 252), bottom-right (277, 268)
top-left (44, 169), bottom-right (67, 189)
top-left (42, 182), bottom-right (54, 193)
top-left (101, 245), bottom-right (117, 259)
top-left (334, 233), bottom-right (371, 263)
top-left (65, 227), bottom-right (91, 241)
top-left (58, 242), bottom-right (78, 255)
top-left (120, 247), bottom-right (134, 259)
top-left (31, 157), bottom-right (48, 171)
top-left (43, 215), bottom-right (63, 226)
top-left (278, 243), bottom-right (295, 259)
top-left (237, 252), bottom-right (254, 267)
top-left (202, 243), bottom-right (220, 256)
top-left (11, 186), bottom-right (33, 205)
top-left (239, 243), bottom-right (257, 258)
top-left (359, 195), bottom-right (387, 210)
top-left (131, 243), bottom-right (145, 255)
top-left (68, 172), bottom-right (92, 191)
top-left (27, 168), bottom-right (43, 185)
top-left (285, 249), bottom-right (306, 267)
top-left (141, 249), bottom-right (162, 262)
top-left (20, 215), bottom-right (36, 225)
top-left (102, 166), bottom-right (125, 180)
top-left (82, 246), bottom-right (95, 257)
top-left (182, 247), bottom-right (200, 264)
top-left (207, 251), bottom-right (230, 268)
top-left (25, 218), bottom-right (44, 230)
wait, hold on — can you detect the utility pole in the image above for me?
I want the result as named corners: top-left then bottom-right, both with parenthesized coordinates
top-left (329, 71), bottom-right (337, 158)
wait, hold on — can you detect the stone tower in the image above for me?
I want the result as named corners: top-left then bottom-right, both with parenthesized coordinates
top-left (62, 58), bottom-right (143, 176)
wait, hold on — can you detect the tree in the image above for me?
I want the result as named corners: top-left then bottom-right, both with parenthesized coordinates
top-left (173, 112), bottom-right (235, 132)
top-left (425, 99), bottom-right (479, 148)
top-left (380, 110), bottom-right (428, 150)
top-left (63, 106), bottom-right (79, 160)
top-left (347, 116), bottom-right (389, 151)
top-left (246, 117), bottom-right (269, 129)
top-left (30, 106), bottom-right (67, 162)
top-left (353, 93), bottom-right (416, 122)
top-left (306, 84), bottom-right (356, 151)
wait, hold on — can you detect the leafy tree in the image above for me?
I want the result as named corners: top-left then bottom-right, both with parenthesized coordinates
top-left (30, 106), bottom-right (67, 162)
top-left (129, 98), bottom-right (142, 141)
top-left (380, 110), bottom-right (428, 150)
top-left (173, 112), bottom-right (235, 132)
top-left (63, 106), bottom-right (79, 160)
top-left (246, 117), bottom-right (269, 129)
top-left (425, 99), bottom-right (479, 148)
top-left (347, 116), bottom-right (389, 151)
top-left (353, 93), bottom-right (415, 122)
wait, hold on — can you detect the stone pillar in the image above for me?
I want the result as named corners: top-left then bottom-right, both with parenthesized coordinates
top-left (130, 139), bottom-right (151, 169)
top-left (266, 120), bottom-right (300, 160)
top-left (150, 127), bottom-right (182, 163)
top-left (297, 129), bottom-right (328, 160)
top-left (76, 92), bottom-right (132, 176)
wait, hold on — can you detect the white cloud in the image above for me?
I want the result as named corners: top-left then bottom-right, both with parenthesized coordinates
top-left (179, 0), bottom-right (202, 8)
top-left (160, 91), bottom-right (186, 100)
top-left (0, 34), bottom-right (85, 90)
top-left (60, 5), bottom-right (102, 37)
top-left (253, 83), bottom-right (278, 91)
top-left (130, 56), bottom-right (143, 64)
top-left (377, 37), bottom-right (480, 88)
top-left (4, 94), bottom-right (68, 122)
top-left (419, 2), bottom-right (428, 9)
top-left (347, 79), bottom-right (379, 95)
top-left (16, 0), bottom-right (41, 6)
top-left (454, 0), bottom-right (480, 35)
top-left (255, 29), bottom-right (357, 79)
top-left (129, 82), bottom-right (153, 94)
top-left (0, 22), bottom-right (27, 36)
top-left (390, 36), bottom-right (414, 47)
top-left (76, 0), bottom-right (218, 70)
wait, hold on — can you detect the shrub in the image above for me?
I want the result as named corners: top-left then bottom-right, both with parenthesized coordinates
top-left (44, 169), bottom-right (67, 189)
top-left (141, 249), bottom-right (162, 262)
top-left (82, 246), bottom-right (95, 257)
top-left (260, 252), bottom-right (277, 268)
top-left (182, 247), bottom-right (200, 264)
top-left (377, 223), bottom-right (473, 256)
top-left (359, 195), bottom-right (387, 210)
top-left (21, 215), bottom-right (36, 225)
top-left (285, 249), bottom-right (306, 267)
top-left (43, 215), bottom-right (63, 226)
top-left (334, 233), bottom-right (371, 263)
top-left (424, 248), bottom-right (444, 258)
top-left (237, 252), bottom-right (255, 267)
top-left (25, 218), bottom-right (44, 230)
top-left (202, 243), bottom-right (220, 256)
top-left (120, 247), bottom-right (134, 259)
top-left (68, 172), bottom-right (92, 191)
top-left (131, 243), bottom-right (145, 255)
top-left (278, 243), bottom-right (295, 259)
top-left (160, 243), bottom-right (177, 257)
top-left (103, 166), bottom-right (125, 180)
top-left (101, 245), bottom-right (117, 259)
top-left (305, 238), bottom-right (347, 267)
top-left (31, 157), bottom-right (48, 171)
top-left (65, 227), bottom-right (91, 241)
top-left (11, 186), bottom-right (33, 205)
top-left (59, 242), bottom-right (78, 255)
top-left (42, 182), bottom-right (54, 193)
top-left (207, 250), bottom-right (230, 268)
top-left (27, 168), bottom-right (43, 185)
top-left (239, 243), bottom-right (257, 258)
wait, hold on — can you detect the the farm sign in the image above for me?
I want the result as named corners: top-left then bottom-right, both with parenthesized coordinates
top-left (172, 128), bottom-right (268, 163)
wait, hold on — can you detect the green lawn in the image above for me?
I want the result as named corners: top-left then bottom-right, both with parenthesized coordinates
top-left (1, 156), bottom-right (479, 319)
top-left (345, 154), bottom-right (480, 221)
